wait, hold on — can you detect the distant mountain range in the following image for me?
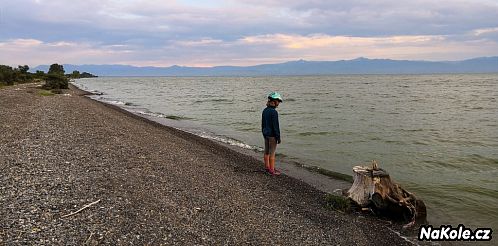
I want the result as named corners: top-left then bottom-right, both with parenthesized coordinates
top-left (32, 57), bottom-right (498, 76)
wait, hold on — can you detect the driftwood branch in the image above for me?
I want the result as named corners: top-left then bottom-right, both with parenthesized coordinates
top-left (61, 199), bottom-right (101, 218)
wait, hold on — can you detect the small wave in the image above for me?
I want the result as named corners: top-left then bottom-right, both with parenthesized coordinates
top-left (237, 127), bottom-right (258, 132)
top-left (105, 100), bottom-right (126, 105)
top-left (410, 98), bottom-right (425, 102)
top-left (198, 134), bottom-right (262, 151)
top-left (380, 94), bottom-right (395, 98)
top-left (229, 121), bottom-right (253, 126)
top-left (210, 98), bottom-right (231, 102)
top-left (193, 98), bottom-right (231, 104)
top-left (136, 111), bottom-right (191, 120)
top-left (434, 137), bottom-right (487, 147)
top-left (137, 110), bottom-right (165, 118)
top-left (280, 112), bottom-right (299, 115)
top-left (412, 140), bottom-right (430, 145)
top-left (455, 154), bottom-right (498, 168)
top-left (477, 118), bottom-right (492, 123)
top-left (439, 184), bottom-right (498, 200)
top-left (400, 128), bottom-right (425, 132)
top-left (298, 131), bottom-right (329, 136)
top-left (165, 115), bottom-right (192, 120)
top-left (384, 139), bottom-right (405, 145)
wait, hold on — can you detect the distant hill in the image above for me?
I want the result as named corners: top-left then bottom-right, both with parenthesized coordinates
top-left (32, 57), bottom-right (498, 76)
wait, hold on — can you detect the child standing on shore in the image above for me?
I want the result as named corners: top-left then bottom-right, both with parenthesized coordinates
top-left (262, 92), bottom-right (283, 175)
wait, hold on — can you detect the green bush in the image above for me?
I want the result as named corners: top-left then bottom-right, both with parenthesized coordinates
top-left (325, 194), bottom-right (352, 212)
top-left (1, 63), bottom-right (93, 88)
top-left (38, 90), bottom-right (55, 96)
top-left (0, 65), bottom-right (16, 85)
top-left (48, 64), bottom-right (65, 75)
top-left (34, 70), bottom-right (46, 79)
top-left (0, 64), bottom-right (32, 85)
top-left (43, 74), bottom-right (69, 90)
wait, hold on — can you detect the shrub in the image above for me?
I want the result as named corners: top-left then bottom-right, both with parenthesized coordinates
top-left (43, 74), bottom-right (69, 90)
top-left (48, 63), bottom-right (65, 75)
top-left (325, 194), bottom-right (352, 212)
top-left (0, 65), bottom-right (16, 85)
top-left (51, 88), bottom-right (63, 94)
top-left (38, 90), bottom-right (55, 96)
top-left (34, 70), bottom-right (46, 79)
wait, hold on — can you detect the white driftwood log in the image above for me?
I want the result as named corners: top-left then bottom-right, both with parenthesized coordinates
top-left (347, 161), bottom-right (426, 226)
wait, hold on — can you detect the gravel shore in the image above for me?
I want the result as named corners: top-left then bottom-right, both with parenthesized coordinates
top-left (0, 83), bottom-right (412, 245)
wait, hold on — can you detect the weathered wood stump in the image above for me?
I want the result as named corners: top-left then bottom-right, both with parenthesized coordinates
top-left (347, 161), bottom-right (427, 227)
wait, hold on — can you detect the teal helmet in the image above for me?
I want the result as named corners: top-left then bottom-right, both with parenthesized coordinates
top-left (268, 92), bottom-right (283, 102)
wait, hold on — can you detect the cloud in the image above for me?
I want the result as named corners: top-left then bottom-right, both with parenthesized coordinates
top-left (472, 26), bottom-right (498, 42)
top-left (6, 0), bottom-right (495, 40)
top-left (2, 38), bottom-right (43, 47)
top-left (233, 33), bottom-right (498, 62)
top-left (240, 34), bottom-right (446, 49)
top-left (0, 0), bottom-right (497, 66)
top-left (473, 27), bottom-right (498, 36)
top-left (0, 39), bottom-right (136, 67)
top-left (235, 0), bottom-right (498, 35)
top-left (2, 30), bottom-right (498, 67)
top-left (175, 38), bottom-right (225, 47)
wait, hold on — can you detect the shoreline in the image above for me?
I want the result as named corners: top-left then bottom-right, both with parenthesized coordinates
top-left (70, 83), bottom-right (354, 192)
top-left (1, 83), bottom-right (416, 244)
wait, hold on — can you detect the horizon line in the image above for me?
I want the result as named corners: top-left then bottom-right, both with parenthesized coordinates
top-left (29, 55), bottom-right (498, 69)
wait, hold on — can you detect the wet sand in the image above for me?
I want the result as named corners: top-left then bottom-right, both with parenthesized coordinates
top-left (0, 83), bottom-right (412, 245)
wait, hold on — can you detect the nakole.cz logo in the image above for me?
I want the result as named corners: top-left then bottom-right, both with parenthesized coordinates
top-left (419, 224), bottom-right (492, 241)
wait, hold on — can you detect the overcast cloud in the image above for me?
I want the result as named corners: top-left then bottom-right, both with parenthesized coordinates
top-left (0, 0), bottom-right (497, 66)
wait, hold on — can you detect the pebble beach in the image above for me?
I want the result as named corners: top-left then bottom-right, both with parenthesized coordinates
top-left (0, 83), bottom-right (412, 245)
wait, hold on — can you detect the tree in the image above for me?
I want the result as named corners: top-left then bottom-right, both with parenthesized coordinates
top-left (35, 70), bottom-right (46, 78)
top-left (43, 74), bottom-right (69, 90)
top-left (33, 70), bottom-right (46, 80)
top-left (80, 72), bottom-right (97, 78)
top-left (48, 63), bottom-right (65, 75)
top-left (0, 65), bottom-right (15, 85)
top-left (43, 64), bottom-right (68, 90)
top-left (18, 65), bottom-right (29, 74)
top-left (70, 70), bottom-right (81, 78)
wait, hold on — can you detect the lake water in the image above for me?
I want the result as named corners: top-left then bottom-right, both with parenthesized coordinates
top-left (73, 74), bottom-right (498, 231)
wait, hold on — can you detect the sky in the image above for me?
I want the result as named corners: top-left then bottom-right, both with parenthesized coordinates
top-left (1, 0), bottom-right (498, 67)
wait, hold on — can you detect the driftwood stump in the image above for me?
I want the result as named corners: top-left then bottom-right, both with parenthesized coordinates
top-left (347, 161), bottom-right (427, 227)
